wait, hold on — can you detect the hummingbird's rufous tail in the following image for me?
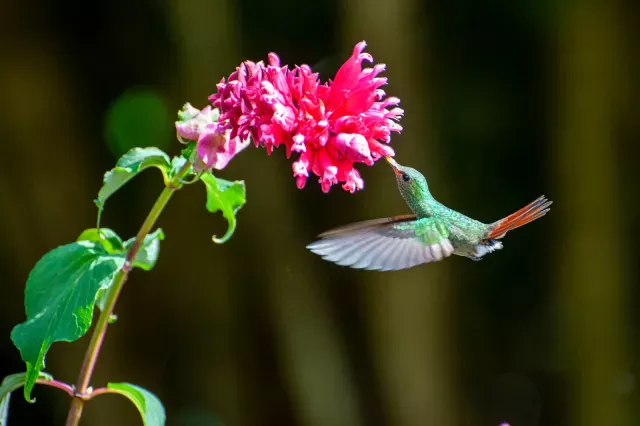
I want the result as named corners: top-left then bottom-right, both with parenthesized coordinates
top-left (486, 195), bottom-right (552, 239)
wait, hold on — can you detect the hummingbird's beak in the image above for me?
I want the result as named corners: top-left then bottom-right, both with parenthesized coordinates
top-left (384, 156), bottom-right (403, 176)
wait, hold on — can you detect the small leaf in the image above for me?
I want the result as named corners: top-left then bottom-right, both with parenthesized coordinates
top-left (170, 155), bottom-right (188, 178)
top-left (169, 154), bottom-right (198, 184)
top-left (95, 147), bottom-right (172, 225)
top-left (77, 228), bottom-right (125, 254)
top-left (201, 172), bottom-right (246, 244)
top-left (123, 228), bottom-right (165, 271)
top-left (11, 242), bottom-right (125, 401)
top-left (0, 372), bottom-right (54, 420)
top-left (107, 382), bottom-right (165, 426)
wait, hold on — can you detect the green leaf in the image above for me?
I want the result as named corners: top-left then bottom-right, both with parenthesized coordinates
top-left (107, 382), bottom-right (165, 426)
top-left (10, 242), bottom-right (125, 401)
top-left (170, 155), bottom-right (188, 178)
top-left (0, 372), bottom-right (54, 420)
top-left (123, 228), bottom-right (165, 271)
top-left (77, 228), bottom-right (125, 254)
top-left (95, 147), bottom-right (172, 225)
top-left (201, 172), bottom-right (246, 244)
top-left (169, 154), bottom-right (199, 185)
top-left (0, 372), bottom-right (54, 398)
top-left (116, 147), bottom-right (171, 171)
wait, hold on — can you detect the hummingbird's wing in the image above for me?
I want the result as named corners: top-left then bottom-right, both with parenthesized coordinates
top-left (307, 216), bottom-right (454, 271)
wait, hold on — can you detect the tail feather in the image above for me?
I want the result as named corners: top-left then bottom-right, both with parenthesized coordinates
top-left (486, 195), bottom-right (552, 239)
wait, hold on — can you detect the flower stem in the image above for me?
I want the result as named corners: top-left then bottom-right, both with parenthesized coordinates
top-left (36, 379), bottom-right (75, 397)
top-left (65, 161), bottom-right (192, 426)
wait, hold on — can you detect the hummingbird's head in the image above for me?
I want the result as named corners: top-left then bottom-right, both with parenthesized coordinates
top-left (384, 156), bottom-right (431, 206)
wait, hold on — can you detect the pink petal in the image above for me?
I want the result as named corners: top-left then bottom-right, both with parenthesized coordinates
top-left (334, 133), bottom-right (373, 164)
top-left (196, 125), bottom-right (226, 168)
top-left (195, 124), bottom-right (250, 170)
top-left (314, 148), bottom-right (338, 193)
top-left (272, 103), bottom-right (297, 132)
top-left (176, 122), bottom-right (200, 141)
top-left (268, 52), bottom-right (281, 67)
top-left (368, 139), bottom-right (395, 158)
top-left (291, 133), bottom-right (306, 153)
top-left (175, 104), bottom-right (217, 142)
top-left (341, 168), bottom-right (364, 193)
top-left (328, 41), bottom-right (369, 107)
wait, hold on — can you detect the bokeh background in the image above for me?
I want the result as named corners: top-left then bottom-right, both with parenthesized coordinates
top-left (1, 0), bottom-right (638, 425)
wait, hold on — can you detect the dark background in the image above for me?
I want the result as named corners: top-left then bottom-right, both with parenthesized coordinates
top-left (1, 0), bottom-right (638, 425)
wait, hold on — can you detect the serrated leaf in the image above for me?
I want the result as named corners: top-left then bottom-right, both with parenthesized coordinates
top-left (201, 172), bottom-right (246, 244)
top-left (107, 382), bottom-right (165, 426)
top-left (123, 228), bottom-right (165, 271)
top-left (10, 242), bottom-right (125, 401)
top-left (0, 372), bottom-right (54, 420)
top-left (77, 228), bottom-right (125, 254)
top-left (95, 147), bottom-right (172, 225)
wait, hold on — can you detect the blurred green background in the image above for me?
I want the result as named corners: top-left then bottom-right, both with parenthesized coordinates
top-left (1, 0), bottom-right (638, 425)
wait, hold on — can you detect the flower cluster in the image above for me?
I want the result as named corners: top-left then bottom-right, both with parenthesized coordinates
top-left (208, 41), bottom-right (403, 192)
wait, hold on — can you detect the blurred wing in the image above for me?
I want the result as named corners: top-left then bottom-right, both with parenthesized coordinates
top-left (317, 214), bottom-right (416, 237)
top-left (307, 216), bottom-right (454, 271)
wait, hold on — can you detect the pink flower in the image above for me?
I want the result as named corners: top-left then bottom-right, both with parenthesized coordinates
top-left (209, 41), bottom-right (403, 192)
top-left (175, 103), bottom-right (250, 170)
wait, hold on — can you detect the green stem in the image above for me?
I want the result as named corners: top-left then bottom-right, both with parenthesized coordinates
top-left (65, 161), bottom-right (192, 426)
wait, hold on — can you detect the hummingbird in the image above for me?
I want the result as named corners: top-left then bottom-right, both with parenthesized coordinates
top-left (307, 157), bottom-right (552, 271)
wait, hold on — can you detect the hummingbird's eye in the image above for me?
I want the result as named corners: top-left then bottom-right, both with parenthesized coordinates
top-left (402, 173), bottom-right (411, 182)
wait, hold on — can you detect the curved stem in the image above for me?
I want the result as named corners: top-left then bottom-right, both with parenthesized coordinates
top-left (80, 386), bottom-right (119, 400)
top-left (65, 161), bottom-right (192, 426)
top-left (36, 379), bottom-right (75, 397)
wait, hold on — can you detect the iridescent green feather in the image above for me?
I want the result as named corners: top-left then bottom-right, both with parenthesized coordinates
top-left (394, 217), bottom-right (450, 245)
